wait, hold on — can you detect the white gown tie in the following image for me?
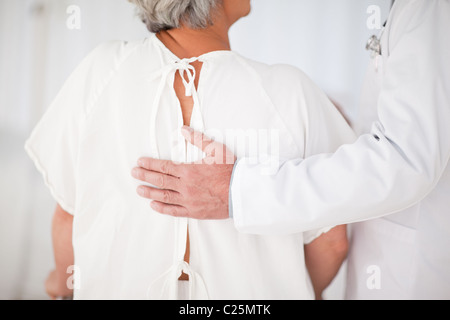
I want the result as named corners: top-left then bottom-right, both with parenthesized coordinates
top-left (146, 55), bottom-right (207, 300)
top-left (147, 261), bottom-right (209, 300)
top-left (148, 57), bottom-right (202, 158)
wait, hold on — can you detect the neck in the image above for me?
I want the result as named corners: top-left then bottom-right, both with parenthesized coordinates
top-left (157, 14), bottom-right (232, 59)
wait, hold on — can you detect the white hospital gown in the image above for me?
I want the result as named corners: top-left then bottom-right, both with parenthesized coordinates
top-left (25, 34), bottom-right (355, 299)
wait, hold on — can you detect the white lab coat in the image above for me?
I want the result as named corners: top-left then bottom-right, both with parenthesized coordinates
top-left (231, 0), bottom-right (450, 299)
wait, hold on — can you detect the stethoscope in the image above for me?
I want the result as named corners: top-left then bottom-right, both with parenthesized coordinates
top-left (366, 0), bottom-right (394, 59)
top-left (365, 22), bottom-right (385, 59)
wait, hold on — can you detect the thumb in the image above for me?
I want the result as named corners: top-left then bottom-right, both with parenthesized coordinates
top-left (180, 126), bottom-right (216, 154)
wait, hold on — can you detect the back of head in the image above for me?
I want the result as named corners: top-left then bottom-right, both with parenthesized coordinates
top-left (128, 0), bottom-right (221, 33)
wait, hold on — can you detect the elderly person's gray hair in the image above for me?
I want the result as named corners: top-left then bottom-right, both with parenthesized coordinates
top-left (129, 0), bottom-right (222, 33)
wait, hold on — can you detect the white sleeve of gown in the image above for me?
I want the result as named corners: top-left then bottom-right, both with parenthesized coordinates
top-left (24, 42), bottom-right (123, 215)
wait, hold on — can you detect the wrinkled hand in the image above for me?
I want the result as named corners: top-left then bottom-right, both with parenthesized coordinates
top-left (131, 126), bottom-right (236, 220)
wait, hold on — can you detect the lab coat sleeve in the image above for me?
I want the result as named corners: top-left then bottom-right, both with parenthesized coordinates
top-left (231, 0), bottom-right (450, 235)
top-left (24, 41), bottom-right (124, 215)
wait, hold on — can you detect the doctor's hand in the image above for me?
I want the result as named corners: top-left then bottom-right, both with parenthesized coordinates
top-left (132, 126), bottom-right (236, 220)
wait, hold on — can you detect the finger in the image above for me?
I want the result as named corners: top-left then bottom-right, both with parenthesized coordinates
top-left (181, 126), bottom-right (216, 154)
top-left (137, 157), bottom-right (181, 177)
top-left (132, 167), bottom-right (180, 191)
top-left (150, 201), bottom-right (189, 217)
top-left (137, 186), bottom-right (182, 206)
